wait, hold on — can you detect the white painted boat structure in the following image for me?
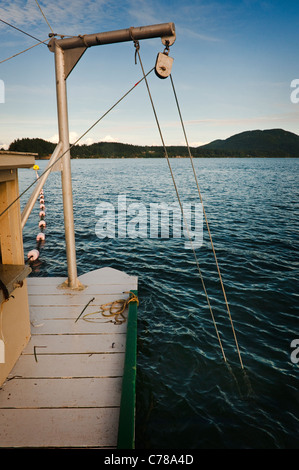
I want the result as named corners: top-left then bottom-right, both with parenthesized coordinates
top-left (0, 267), bottom-right (137, 448)
top-left (0, 22), bottom-right (176, 448)
top-left (0, 151), bottom-right (138, 447)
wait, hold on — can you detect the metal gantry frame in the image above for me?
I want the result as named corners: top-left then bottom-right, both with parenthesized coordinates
top-left (21, 23), bottom-right (176, 289)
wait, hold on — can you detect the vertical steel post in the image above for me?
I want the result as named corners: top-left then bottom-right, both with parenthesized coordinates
top-left (49, 24), bottom-right (175, 289)
top-left (54, 43), bottom-right (78, 288)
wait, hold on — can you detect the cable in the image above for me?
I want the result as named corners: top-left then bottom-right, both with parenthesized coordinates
top-left (0, 37), bottom-right (49, 65)
top-left (0, 18), bottom-right (47, 44)
top-left (34, 0), bottom-right (55, 35)
top-left (134, 41), bottom-right (227, 364)
top-left (0, 67), bottom-right (155, 220)
top-left (170, 74), bottom-right (244, 369)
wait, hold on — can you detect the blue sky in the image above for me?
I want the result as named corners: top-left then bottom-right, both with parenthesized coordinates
top-left (0, 0), bottom-right (298, 148)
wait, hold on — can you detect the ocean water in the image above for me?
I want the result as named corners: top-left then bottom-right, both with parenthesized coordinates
top-left (19, 157), bottom-right (299, 449)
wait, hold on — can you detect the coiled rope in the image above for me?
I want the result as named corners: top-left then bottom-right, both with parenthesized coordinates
top-left (80, 292), bottom-right (139, 325)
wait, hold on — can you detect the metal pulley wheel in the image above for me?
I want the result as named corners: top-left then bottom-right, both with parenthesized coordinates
top-left (155, 52), bottom-right (174, 79)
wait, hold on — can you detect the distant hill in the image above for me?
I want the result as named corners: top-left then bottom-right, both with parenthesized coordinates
top-left (8, 138), bottom-right (56, 157)
top-left (199, 129), bottom-right (299, 157)
top-left (7, 128), bottom-right (299, 158)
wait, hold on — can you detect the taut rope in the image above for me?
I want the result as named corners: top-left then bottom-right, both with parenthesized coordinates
top-left (133, 37), bottom-right (244, 368)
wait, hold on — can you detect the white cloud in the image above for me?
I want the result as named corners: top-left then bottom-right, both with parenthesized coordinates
top-left (0, 1), bottom-right (41, 28)
top-left (185, 113), bottom-right (299, 127)
top-left (102, 135), bottom-right (116, 142)
top-left (48, 133), bottom-right (59, 143)
top-left (48, 133), bottom-right (117, 145)
top-left (69, 131), bottom-right (79, 144)
top-left (127, 0), bottom-right (159, 26)
top-left (176, 26), bottom-right (222, 43)
top-left (0, 0), bottom-right (116, 37)
top-left (81, 137), bottom-right (94, 146)
top-left (48, 131), bottom-right (79, 144)
top-left (79, 135), bottom-right (118, 145)
top-left (188, 141), bottom-right (208, 147)
top-left (0, 142), bottom-right (9, 150)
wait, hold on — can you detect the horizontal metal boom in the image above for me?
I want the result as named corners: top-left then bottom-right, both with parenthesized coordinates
top-left (48, 22), bottom-right (175, 51)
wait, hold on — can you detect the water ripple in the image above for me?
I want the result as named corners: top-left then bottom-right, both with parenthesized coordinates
top-left (19, 158), bottom-right (299, 449)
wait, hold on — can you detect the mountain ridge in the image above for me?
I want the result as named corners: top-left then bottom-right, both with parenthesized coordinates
top-left (6, 128), bottom-right (299, 158)
top-left (199, 129), bottom-right (299, 157)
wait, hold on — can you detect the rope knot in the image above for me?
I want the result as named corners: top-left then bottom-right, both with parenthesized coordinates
top-left (129, 27), bottom-right (140, 64)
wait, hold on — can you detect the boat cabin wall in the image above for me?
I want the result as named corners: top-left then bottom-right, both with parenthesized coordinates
top-left (0, 152), bottom-right (35, 386)
top-left (0, 284), bottom-right (31, 386)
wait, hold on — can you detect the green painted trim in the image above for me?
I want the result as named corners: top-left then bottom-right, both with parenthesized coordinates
top-left (117, 290), bottom-right (138, 449)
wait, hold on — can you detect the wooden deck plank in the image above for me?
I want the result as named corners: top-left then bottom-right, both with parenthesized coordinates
top-left (0, 377), bottom-right (122, 408)
top-left (30, 318), bottom-right (127, 334)
top-left (0, 268), bottom-right (138, 448)
top-left (0, 408), bottom-right (119, 448)
top-left (26, 267), bottom-right (137, 288)
top-left (29, 304), bottom-right (130, 320)
top-left (79, 267), bottom-right (137, 286)
top-left (26, 277), bottom-right (66, 286)
top-left (8, 353), bottom-right (125, 378)
top-left (27, 293), bottom-right (130, 306)
top-left (22, 333), bottom-right (126, 354)
top-left (27, 283), bottom-right (137, 295)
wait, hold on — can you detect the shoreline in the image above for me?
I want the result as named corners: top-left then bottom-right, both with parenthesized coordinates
top-left (36, 155), bottom-right (299, 160)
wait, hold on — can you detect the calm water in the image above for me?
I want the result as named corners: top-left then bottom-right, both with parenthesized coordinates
top-left (19, 157), bottom-right (299, 449)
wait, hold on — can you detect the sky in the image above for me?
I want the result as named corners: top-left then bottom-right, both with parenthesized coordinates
top-left (0, 0), bottom-right (299, 149)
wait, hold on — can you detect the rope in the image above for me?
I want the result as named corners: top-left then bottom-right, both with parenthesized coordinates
top-left (0, 37), bottom-right (49, 65)
top-left (133, 40), bottom-right (227, 364)
top-left (169, 74), bottom-right (244, 369)
top-left (0, 67), bottom-right (154, 221)
top-left (75, 296), bottom-right (95, 323)
top-left (0, 18), bottom-right (47, 44)
top-left (82, 292), bottom-right (139, 325)
top-left (34, 0), bottom-right (55, 35)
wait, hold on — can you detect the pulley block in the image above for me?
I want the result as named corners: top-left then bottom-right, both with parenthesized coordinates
top-left (155, 51), bottom-right (174, 79)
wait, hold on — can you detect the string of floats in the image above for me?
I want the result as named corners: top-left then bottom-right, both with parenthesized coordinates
top-left (26, 165), bottom-right (46, 263)
top-left (0, 11), bottom-right (244, 369)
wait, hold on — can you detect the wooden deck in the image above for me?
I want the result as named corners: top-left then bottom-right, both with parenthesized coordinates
top-left (0, 267), bottom-right (138, 448)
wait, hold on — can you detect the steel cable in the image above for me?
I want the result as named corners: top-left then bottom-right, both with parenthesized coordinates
top-left (169, 74), bottom-right (244, 368)
top-left (134, 41), bottom-right (228, 364)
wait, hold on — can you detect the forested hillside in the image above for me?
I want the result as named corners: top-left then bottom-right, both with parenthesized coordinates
top-left (7, 128), bottom-right (299, 158)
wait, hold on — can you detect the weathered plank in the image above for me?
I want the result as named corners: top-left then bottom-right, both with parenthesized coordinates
top-left (0, 268), bottom-right (138, 448)
top-left (26, 267), bottom-right (137, 288)
top-left (30, 318), bottom-right (128, 335)
top-left (8, 353), bottom-right (125, 379)
top-left (0, 407), bottom-right (120, 447)
top-left (22, 333), bottom-right (126, 354)
top-left (27, 293), bottom-right (129, 306)
top-left (28, 283), bottom-right (137, 295)
top-left (26, 277), bottom-right (66, 285)
top-left (29, 302), bottom-right (129, 317)
top-left (0, 377), bottom-right (123, 408)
